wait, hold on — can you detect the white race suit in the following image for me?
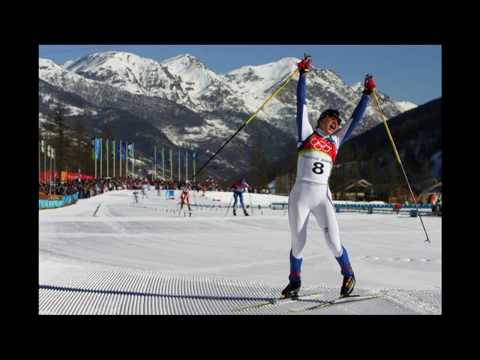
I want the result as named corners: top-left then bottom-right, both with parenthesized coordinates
top-left (287, 71), bottom-right (370, 281)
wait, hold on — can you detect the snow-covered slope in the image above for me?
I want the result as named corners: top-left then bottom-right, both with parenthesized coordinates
top-left (39, 189), bottom-right (442, 315)
top-left (395, 101), bottom-right (418, 112)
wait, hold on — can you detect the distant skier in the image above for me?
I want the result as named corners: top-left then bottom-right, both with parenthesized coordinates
top-left (133, 191), bottom-right (139, 203)
top-left (282, 55), bottom-right (376, 299)
top-left (231, 178), bottom-right (251, 216)
top-left (141, 184), bottom-right (148, 199)
top-left (180, 181), bottom-right (192, 216)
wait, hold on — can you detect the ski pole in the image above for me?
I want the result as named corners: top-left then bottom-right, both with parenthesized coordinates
top-left (224, 196), bottom-right (234, 217)
top-left (248, 190), bottom-right (254, 216)
top-left (194, 67), bottom-right (300, 179)
top-left (371, 89), bottom-right (431, 243)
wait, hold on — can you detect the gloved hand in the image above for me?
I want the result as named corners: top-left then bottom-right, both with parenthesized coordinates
top-left (363, 74), bottom-right (376, 95)
top-left (297, 56), bottom-right (311, 74)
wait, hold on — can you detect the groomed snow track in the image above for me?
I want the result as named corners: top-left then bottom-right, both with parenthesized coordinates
top-left (39, 190), bottom-right (442, 315)
top-left (39, 270), bottom-right (420, 315)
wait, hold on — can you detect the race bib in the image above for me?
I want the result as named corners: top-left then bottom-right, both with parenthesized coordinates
top-left (296, 153), bottom-right (332, 185)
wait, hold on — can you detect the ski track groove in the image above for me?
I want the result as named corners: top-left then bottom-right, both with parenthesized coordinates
top-left (38, 265), bottom-right (440, 315)
top-left (39, 271), bottom-right (437, 315)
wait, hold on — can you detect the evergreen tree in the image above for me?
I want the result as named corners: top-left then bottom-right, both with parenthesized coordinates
top-left (50, 105), bottom-right (70, 173)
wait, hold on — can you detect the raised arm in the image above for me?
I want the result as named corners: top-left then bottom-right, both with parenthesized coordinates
top-left (335, 74), bottom-right (376, 147)
top-left (296, 57), bottom-right (314, 147)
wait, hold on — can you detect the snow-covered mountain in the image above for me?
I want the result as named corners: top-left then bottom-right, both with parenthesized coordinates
top-left (39, 51), bottom-right (420, 179)
top-left (59, 52), bottom-right (413, 135)
top-left (63, 52), bottom-right (245, 113)
top-left (395, 101), bottom-right (418, 112)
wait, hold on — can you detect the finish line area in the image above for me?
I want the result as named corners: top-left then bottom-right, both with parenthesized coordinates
top-left (39, 189), bottom-right (442, 315)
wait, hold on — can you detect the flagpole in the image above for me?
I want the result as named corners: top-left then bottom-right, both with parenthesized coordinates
top-left (193, 152), bottom-right (196, 184)
top-left (126, 142), bottom-right (129, 178)
top-left (170, 149), bottom-right (173, 181)
top-left (95, 139), bottom-right (97, 179)
top-left (185, 150), bottom-right (188, 182)
top-left (162, 147), bottom-right (165, 179)
top-left (178, 148), bottom-right (181, 183)
top-left (132, 144), bottom-right (135, 179)
top-left (119, 140), bottom-right (122, 178)
top-left (106, 139), bottom-right (109, 178)
top-left (100, 138), bottom-right (103, 178)
top-left (44, 141), bottom-right (47, 185)
top-left (53, 148), bottom-right (56, 192)
top-left (48, 146), bottom-right (52, 195)
top-left (39, 139), bottom-right (41, 184)
top-left (39, 139), bottom-right (43, 184)
top-left (113, 140), bottom-right (116, 178)
top-left (154, 145), bottom-right (156, 180)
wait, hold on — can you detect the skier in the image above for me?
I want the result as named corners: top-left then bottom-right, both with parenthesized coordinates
top-left (141, 183), bottom-right (148, 199)
top-left (133, 191), bottom-right (139, 203)
top-left (180, 181), bottom-right (192, 216)
top-left (282, 55), bottom-right (376, 298)
top-left (231, 178), bottom-right (251, 216)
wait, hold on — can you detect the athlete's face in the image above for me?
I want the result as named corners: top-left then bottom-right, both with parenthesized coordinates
top-left (318, 116), bottom-right (340, 135)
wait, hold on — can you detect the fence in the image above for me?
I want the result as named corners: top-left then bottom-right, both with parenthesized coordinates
top-left (39, 192), bottom-right (79, 209)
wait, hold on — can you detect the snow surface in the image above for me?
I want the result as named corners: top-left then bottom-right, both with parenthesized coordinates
top-left (39, 189), bottom-right (441, 315)
top-left (395, 101), bottom-right (418, 112)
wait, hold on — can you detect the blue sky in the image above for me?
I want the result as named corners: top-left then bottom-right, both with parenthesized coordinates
top-left (39, 45), bottom-right (441, 105)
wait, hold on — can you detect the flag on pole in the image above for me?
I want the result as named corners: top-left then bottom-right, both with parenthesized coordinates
top-left (185, 150), bottom-right (188, 181)
top-left (112, 139), bottom-right (116, 177)
top-left (169, 148), bottom-right (173, 180)
top-left (105, 138), bottom-right (109, 160)
top-left (162, 147), bottom-right (165, 178)
top-left (178, 148), bottom-right (181, 181)
top-left (193, 152), bottom-right (196, 181)
top-left (95, 138), bottom-right (101, 160)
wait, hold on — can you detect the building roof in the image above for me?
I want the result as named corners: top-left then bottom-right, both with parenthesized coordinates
top-left (343, 179), bottom-right (373, 192)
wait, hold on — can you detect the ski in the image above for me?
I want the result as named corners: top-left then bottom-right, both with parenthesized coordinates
top-left (233, 292), bottom-right (323, 312)
top-left (288, 293), bottom-right (383, 313)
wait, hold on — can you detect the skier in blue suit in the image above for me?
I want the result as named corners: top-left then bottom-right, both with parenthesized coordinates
top-left (231, 178), bottom-right (251, 216)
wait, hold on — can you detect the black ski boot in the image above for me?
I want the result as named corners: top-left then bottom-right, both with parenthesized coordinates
top-left (281, 280), bottom-right (301, 298)
top-left (243, 209), bottom-right (249, 216)
top-left (340, 274), bottom-right (356, 297)
top-left (233, 209), bottom-right (237, 216)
